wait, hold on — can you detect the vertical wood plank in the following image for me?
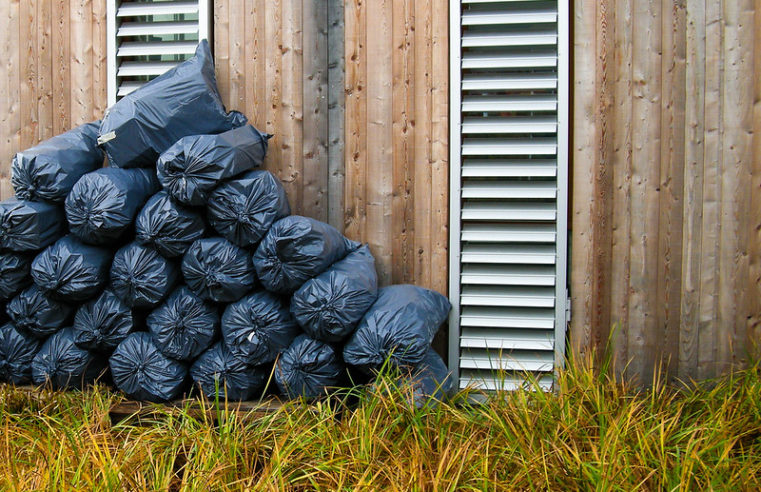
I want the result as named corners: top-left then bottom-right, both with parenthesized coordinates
top-left (52, 0), bottom-right (70, 135)
top-left (227, 0), bottom-right (245, 110)
top-left (70, 0), bottom-right (93, 126)
top-left (718, 0), bottom-right (754, 371)
top-left (413, 0), bottom-right (433, 289)
top-left (92, 0), bottom-right (107, 116)
top-left (365, 0), bottom-right (393, 284)
top-left (698, 0), bottom-right (723, 380)
top-left (7, 0), bottom-right (20, 167)
top-left (213, 0), bottom-right (230, 104)
top-left (344, 0), bottom-right (368, 248)
top-left (627, 0), bottom-right (662, 384)
top-left (391, 0), bottom-right (415, 284)
top-left (0, 0), bottom-right (14, 165)
top-left (610, 0), bottom-right (633, 372)
top-left (430, 0), bottom-right (449, 296)
top-left (327, 0), bottom-right (345, 232)
top-left (37, 0), bottom-right (53, 141)
top-left (679, 0), bottom-right (706, 379)
top-left (280, 0), bottom-right (304, 215)
top-left (570, 0), bottom-right (600, 357)
top-left (19, 0), bottom-right (38, 150)
top-left (656, 0), bottom-right (687, 379)
top-left (749, 0), bottom-right (761, 358)
top-left (302, 0), bottom-right (329, 222)
top-left (264, 0), bottom-right (282, 177)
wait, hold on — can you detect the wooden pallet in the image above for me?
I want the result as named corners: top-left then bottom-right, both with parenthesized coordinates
top-left (109, 397), bottom-right (288, 424)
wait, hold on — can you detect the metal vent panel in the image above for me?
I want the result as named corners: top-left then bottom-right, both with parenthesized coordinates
top-left (107, 0), bottom-right (212, 105)
top-left (450, 0), bottom-right (569, 392)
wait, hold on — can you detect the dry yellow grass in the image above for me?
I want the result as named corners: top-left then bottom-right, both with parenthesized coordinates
top-left (0, 356), bottom-right (760, 491)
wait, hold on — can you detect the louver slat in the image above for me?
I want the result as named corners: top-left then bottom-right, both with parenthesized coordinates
top-left (451, 0), bottom-right (568, 392)
top-left (117, 21), bottom-right (199, 37)
top-left (118, 61), bottom-right (179, 77)
top-left (117, 1), bottom-right (199, 16)
top-left (117, 41), bottom-right (198, 57)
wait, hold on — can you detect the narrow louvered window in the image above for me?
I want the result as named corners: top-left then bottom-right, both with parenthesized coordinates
top-left (107, 1), bottom-right (212, 105)
top-left (449, 0), bottom-right (569, 391)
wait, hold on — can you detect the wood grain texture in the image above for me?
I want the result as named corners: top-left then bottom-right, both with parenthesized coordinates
top-left (572, 0), bottom-right (761, 382)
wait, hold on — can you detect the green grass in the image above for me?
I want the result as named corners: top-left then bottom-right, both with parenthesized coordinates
top-left (1, 356), bottom-right (760, 491)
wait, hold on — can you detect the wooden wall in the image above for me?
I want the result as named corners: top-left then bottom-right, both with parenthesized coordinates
top-left (212, 0), bottom-right (449, 293)
top-left (0, 0), bottom-right (449, 294)
top-left (572, 0), bottom-right (761, 382)
top-left (0, 0), bottom-right (107, 199)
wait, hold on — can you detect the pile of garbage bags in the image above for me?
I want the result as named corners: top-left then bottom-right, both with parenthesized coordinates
top-left (0, 41), bottom-right (453, 406)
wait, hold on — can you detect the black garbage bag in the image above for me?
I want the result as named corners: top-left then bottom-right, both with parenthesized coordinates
top-left (98, 40), bottom-right (248, 169)
top-left (401, 348), bottom-right (453, 408)
top-left (157, 125), bottom-right (270, 206)
top-left (182, 238), bottom-right (256, 303)
top-left (190, 342), bottom-right (269, 401)
top-left (253, 216), bottom-right (360, 295)
top-left (0, 323), bottom-right (42, 384)
top-left (147, 286), bottom-right (219, 362)
top-left (12, 121), bottom-right (103, 202)
top-left (291, 245), bottom-right (378, 343)
top-left (7, 285), bottom-right (74, 338)
top-left (0, 252), bottom-right (33, 301)
top-left (31, 235), bottom-right (111, 301)
top-left (109, 332), bottom-right (188, 402)
top-left (342, 285), bottom-right (451, 371)
top-left (65, 167), bottom-right (160, 245)
top-left (111, 242), bottom-right (178, 309)
top-left (31, 328), bottom-right (106, 389)
top-left (72, 289), bottom-right (136, 352)
top-left (275, 335), bottom-right (344, 399)
top-left (221, 291), bottom-right (300, 366)
top-left (207, 170), bottom-right (290, 248)
top-left (135, 191), bottom-right (206, 258)
top-left (0, 199), bottom-right (65, 251)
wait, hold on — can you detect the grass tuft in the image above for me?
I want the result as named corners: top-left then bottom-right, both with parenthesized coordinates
top-left (1, 355), bottom-right (760, 490)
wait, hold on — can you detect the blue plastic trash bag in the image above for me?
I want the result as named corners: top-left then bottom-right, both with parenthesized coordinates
top-left (0, 199), bottom-right (65, 251)
top-left (207, 170), bottom-right (290, 248)
top-left (342, 285), bottom-right (451, 371)
top-left (135, 191), bottom-right (206, 258)
top-left (290, 245), bottom-right (378, 343)
top-left (109, 332), bottom-right (188, 402)
top-left (0, 252), bottom-right (33, 301)
top-left (98, 40), bottom-right (247, 169)
top-left (72, 289), bottom-right (136, 352)
top-left (253, 216), bottom-right (360, 295)
top-left (190, 342), bottom-right (268, 401)
top-left (65, 167), bottom-right (160, 245)
top-left (12, 121), bottom-right (103, 202)
top-left (402, 348), bottom-right (453, 408)
top-left (7, 285), bottom-right (74, 338)
top-left (31, 235), bottom-right (111, 301)
top-left (32, 327), bottom-right (106, 389)
top-left (0, 323), bottom-right (42, 384)
top-left (275, 335), bottom-right (344, 399)
top-left (147, 286), bottom-right (219, 362)
top-left (221, 291), bottom-right (300, 366)
top-left (182, 238), bottom-right (256, 303)
top-left (110, 242), bottom-right (178, 309)
top-left (157, 125), bottom-right (269, 206)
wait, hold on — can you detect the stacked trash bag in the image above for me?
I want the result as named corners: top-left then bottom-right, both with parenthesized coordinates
top-left (0, 41), bottom-right (453, 406)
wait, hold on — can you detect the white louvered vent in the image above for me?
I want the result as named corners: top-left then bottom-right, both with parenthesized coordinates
top-left (107, 0), bottom-right (211, 105)
top-left (449, 0), bottom-right (569, 392)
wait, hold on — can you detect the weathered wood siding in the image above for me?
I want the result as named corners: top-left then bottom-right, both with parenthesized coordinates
top-left (572, 0), bottom-right (761, 382)
top-left (213, 0), bottom-right (449, 292)
top-left (0, 0), bottom-right (107, 199)
top-left (0, 0), bottom-right (449, 295)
